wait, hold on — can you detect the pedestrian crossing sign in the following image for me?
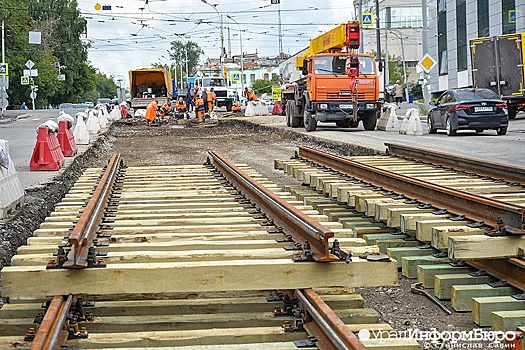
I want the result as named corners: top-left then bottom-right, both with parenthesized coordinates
top-left (21, 76), bottom-right (30, 85)
top-left (232, 73), bottom-right (241, 82)
top-left (362, 12), bottom-right (374, 27)
top-left (509, 10), bottom-right (516, 23)
top-left (0, 63), bottom-right (7, 76)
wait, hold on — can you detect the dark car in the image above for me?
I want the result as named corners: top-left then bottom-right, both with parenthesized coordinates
top-left (428, 88), bottom-right (509, 136)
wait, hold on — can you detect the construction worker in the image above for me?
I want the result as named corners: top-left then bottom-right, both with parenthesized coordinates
top-left (144, 100), bottom-right (158, 125)
top-left (247, 89), bottom-right (258, 101)
top-left (202, 88), bottom-right (209, 112)
top-left (158, 101), bottom-right (172, 122)
top-left (232, 101), bottom-right (241, 112)
top-left (195, 95), bottom-right (205, 122)
top-left (175, 97), bottom-right (187, 119)
top-left (207, 87), bottom-right (217, 112)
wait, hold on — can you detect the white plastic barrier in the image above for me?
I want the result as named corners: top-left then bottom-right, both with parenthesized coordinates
top-left (244, 101), bottom-right (268, 116)
top-left (399, 108), bottom-right (423, 136)
top-left (99, 107), bottom-right (108, 131)
top-left (377, 104), bottom-right (401, 131)
top-left (74, 113), bottom-right (91, 145)
top-left (57, 111), bottom-right (75, 127)
top-left (0, 140), bottom-right (25, 218)
top-left (86, 109), bottom-right (101, 137)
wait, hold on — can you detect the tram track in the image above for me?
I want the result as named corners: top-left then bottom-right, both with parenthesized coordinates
top-left (277, 144), bottom-right (525, 333)
top-left (0, 151), bottom-right (409, 349)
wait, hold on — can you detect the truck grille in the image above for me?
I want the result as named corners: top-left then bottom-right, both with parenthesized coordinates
top-left (214, 91), bottom-right (227, 98)
top-left (322, 91), bottom-right (372, 101)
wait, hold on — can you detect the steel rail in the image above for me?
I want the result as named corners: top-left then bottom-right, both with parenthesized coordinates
top-left (208, 151), bottom-right (338, 262)
top-left (298, 289), bottom-right (367, 350)
top-left (298, 146), bottom-right (525, 232)
top-left (29, 295), bottom-right (73, 350)
top-left (468, 258), bottom-right (525, 291)
top-left (385, 142), bottom-right (525, 185)
top-left (63, 154), bottom-right (122, 268)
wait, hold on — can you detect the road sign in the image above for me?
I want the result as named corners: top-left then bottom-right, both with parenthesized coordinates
top-left (272, 86), bottom-right (281, 101)
top-left (0, 76), bottom-right (8, 89)
top-left (362, 12), bottom-right (374, 27)
top-left (231, 73), bottom-right (241, 82)
top-left (0, 63), bottom-right (8, 76)
top-left (23, 69), bottom-right (38, 77)
top-left (30, 91), bottom-right (37, 100)
top-left (25, 60), bottom-right (35, 69)
top-left (57, 74), bottom-right (66, 81)
top-left (418, 53), bottom-right (437, 74)
top-left (509, 10), bottom-right (516, 23)
top-left (21, 76), bottom-right (30, 85)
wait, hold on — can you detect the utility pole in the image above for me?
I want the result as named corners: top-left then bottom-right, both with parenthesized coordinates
top-left (278, 3), bottom-right (282, 58)
top-left (1, 20), bottom-right (7, 118)
top-left (201, 0), bottom-right (224, 78)
top-left (375, 0), bottom-right (381, 71)
top-left (421, 0), bottom-right (431, 107)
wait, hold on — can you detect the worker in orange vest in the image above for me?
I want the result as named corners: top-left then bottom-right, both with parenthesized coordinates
top-left (247, 89), bottom-right (258, 101)
top-left (195, 95), bottom-right (205, 122)
top-left (158, 101), bottom-right (172, 122)
top-left (232, 101), bottom-right (241, 112)
top-left (207, 87), bottom-right (217, 112)
top-left (175, 97), bottom-right (187, 119)
top-left (144, 100), bottom-right (158, 125)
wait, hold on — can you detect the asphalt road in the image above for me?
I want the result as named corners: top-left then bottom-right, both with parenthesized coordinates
top-left (1, 107), bottom-right (524, 190)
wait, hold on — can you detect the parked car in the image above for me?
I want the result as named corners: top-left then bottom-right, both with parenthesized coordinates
top-left (84, 102), bottom-right (94, 108)
top-left (427, 88), bottom-right (509, 136)
top-left (96, 98), bottom-right (112, 105)
top-left (73, 103), bottom-right (89, 109)
top-left (58, 103), bottom-right (74, 109)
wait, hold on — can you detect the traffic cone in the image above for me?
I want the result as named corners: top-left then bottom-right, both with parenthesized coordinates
top-left (57, 120), bottom-right (78, 157)
top-left (30, 126), bottom-right (65, 171)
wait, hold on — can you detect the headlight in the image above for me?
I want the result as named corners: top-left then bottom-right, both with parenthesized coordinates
top-left (366, 103), bottom-right (375, 109)
top-left (320, 104), bottom-right (328, 109)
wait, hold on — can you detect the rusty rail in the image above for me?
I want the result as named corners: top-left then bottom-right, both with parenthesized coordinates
top-left (208, 151), bottom-right (338, 262)
top-left (29, 295), bottom-right (72, 350)
top-left (298, 146), bottom-right (525, 233)
top-left (63, 154), bottom-right (122, 268)
top-left (298, 289), bottom-right (367, 350)
top-left (468, 258), bottom-right (525, 292)
top-left (386, 143), bottom-right (525, 185)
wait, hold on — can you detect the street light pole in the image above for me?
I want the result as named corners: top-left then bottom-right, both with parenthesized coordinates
top-left (227, 15), bottom-right (244, 95)
top-left (389, 29), bottom-right (409, 103)
top-left (201, 0), bottom-right (224, 78)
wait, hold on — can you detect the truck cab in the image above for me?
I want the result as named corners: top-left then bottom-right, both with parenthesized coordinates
top-left (194, 77), bottom-right (233, 111)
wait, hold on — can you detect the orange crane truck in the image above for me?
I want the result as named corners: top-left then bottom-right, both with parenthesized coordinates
top-left (281, 22), bottom-right (381, 131)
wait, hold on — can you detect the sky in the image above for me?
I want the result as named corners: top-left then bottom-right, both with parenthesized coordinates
top-left (78, 0), bottom-right (356, 86)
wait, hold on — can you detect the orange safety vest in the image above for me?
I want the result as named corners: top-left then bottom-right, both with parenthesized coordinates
top-left (175, 101), bottom-right (187, 111)
top-left (145, 101), bottom-right (158, 121)
top-left (232, 101), bottom-right (241, 111)
top-left (248, 91), bottom-right (258, 101)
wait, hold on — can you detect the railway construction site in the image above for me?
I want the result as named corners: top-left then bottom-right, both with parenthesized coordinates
top-left (0, 117), bottom-right (524, 349)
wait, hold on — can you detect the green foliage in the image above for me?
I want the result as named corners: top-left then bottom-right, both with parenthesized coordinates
top-left (1, 0), bottom-right (105, 108)
top-left (408, 82), bottom-right (423, 100)
top-left (387, 54), bottom-right (405, 86)
top-left (251, 79), bottom-right (273, 95)
top-left (167, 40), bottom-right (204, 79)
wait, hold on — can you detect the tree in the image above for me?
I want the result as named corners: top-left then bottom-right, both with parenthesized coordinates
top-left (251, 79), bottom-right (273, 95)
top-left (387, 54), bottom-right (405, 86)
top-left (167, 40), bottom-right (204, 78)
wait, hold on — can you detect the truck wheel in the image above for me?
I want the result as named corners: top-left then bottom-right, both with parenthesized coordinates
top-left (226, 101), bottom-right (233, 112)
top-left (288, 101), bottom-right (301, 128)
top-left (363, 111), bottom-right (377, 130)
top-left (335, 120), bottom-right (351, 128)
top-left (304, 110), bottom-right (317, 132)
top-left (508, 107), bottom-right (517, 120)
top-left (285, 101), bottom-right (292, 127)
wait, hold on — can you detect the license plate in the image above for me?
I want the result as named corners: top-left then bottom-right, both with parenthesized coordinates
top-left (474, 106), bottom-right (493, 112)
top-left (339, 104), bottom-right (352, 109)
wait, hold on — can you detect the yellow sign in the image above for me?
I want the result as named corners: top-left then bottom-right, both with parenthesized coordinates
top-left (94, 3), bottom-right (101, 10)
top-left (272, 86), bottom-right (282, 102)
top-left (418, 53), bottom-right (437, 73)
top-left (0, 63), bottom-right (7, 76)
top-left (21, 76), bottom-right (30, 85)
top-left (231, 72), bottom-right (241, 83)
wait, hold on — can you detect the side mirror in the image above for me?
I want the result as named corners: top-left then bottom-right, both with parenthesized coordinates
top-left (429, 101), bottom-right (436, 106)
top-left (302, 69), bottom-right (308, 75)
top-left (378, 60), bottom-right (383, 72)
